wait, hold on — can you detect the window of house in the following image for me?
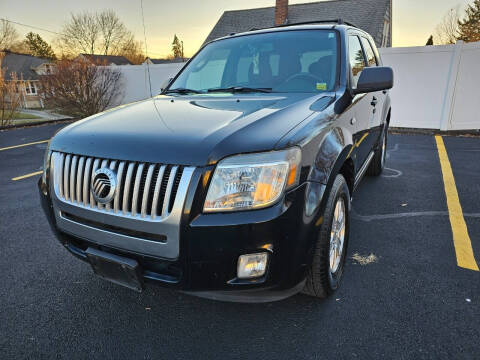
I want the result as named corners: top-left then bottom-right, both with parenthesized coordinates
top-left (25, 81), bottom-right (37, 95)
top-left (45, 64), bottom-right (51, 74)
top-left (361, 38), bottom-right (378, 67)
top-left (348, 36), bottom-right (366, 89)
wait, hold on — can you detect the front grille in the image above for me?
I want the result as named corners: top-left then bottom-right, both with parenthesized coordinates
top-left (51, 152), bottom-right (186, 220)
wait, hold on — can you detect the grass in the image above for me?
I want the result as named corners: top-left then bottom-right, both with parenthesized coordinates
top-left (11, 112), bottom-right (41, 120)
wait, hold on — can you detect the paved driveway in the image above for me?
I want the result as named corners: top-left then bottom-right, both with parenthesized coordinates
top-left (0, 124), bottom-right (479, 359)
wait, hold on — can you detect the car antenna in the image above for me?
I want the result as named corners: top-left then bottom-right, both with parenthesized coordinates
top-left (140, 0), bottom-right (153, 98)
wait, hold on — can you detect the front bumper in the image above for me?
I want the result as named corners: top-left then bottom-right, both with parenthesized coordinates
top-left (39, 171), bottom-right (325, 302)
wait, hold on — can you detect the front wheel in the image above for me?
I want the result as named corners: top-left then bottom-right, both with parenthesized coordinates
top-left (302, 174), bottom-right (350, 298)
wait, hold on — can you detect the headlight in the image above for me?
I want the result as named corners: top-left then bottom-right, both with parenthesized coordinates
top-left (204, 148), bottom-right (301, 212)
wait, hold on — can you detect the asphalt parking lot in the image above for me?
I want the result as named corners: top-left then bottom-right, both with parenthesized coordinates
top-left (1, 123), bottom-right (479, 359)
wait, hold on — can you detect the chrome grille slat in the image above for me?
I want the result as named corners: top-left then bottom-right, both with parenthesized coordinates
top-left (69, 155), bottom-right (78, 203)
top-left (82, 158), bottom-right (92, 206)
top-left (76, 156), bottom-right (85, 204)
top-left (90, 159), bottom-right (100, 207)
top-left (141, 164), bottom-right (155, 218)
top-left (51, 152), bottom-right (191, 222)
top-left (131, 163), bottom-right (145, 217)
top-left (105, 160), bottom-right (117, 211)
top-left (63, 154), bottom-right (71, 201)
top-left (113, 161), bottom-right (126, 213)
top-left (162, 166), bottom-right (178, 218)
top-left (57, 153), bottom-right (65, 199)
top-left (150, 165), bottom-right (166, 219)
top-left (122, 163), bottom-right (135, 215)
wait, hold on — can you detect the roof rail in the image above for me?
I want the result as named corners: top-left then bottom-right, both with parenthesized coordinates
top-left (276, 19), bottom-right (360, 29)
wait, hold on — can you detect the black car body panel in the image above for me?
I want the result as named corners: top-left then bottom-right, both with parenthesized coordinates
top-left (39, 23), bottom-right (392, 302)
top-left (50, 92), bottom-right (329, 166)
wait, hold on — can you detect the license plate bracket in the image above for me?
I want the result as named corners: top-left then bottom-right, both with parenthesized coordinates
top-left (86, 247), bottom-right (144, 292)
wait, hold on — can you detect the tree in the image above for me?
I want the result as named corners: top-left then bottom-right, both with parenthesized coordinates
top-left (58, 10), bottom-right (135, 57)
top-left (435, 6), bottom-right (460, 44)
top-left (171, 34), bottom-right (184, 59)
top-left (39, 59), bottom-right (123, 117)
top-left (426, 35), bottom-right (434, 45)
top-left (0, 19), bottom-right (19, 50)
top-left (118, 37), bottom-right (145, 65)
top-left (25, 32), bottom-right (56, 59)
top-left (0, 53), bottom-right (23, 127)
top-left (457, 0), bottom-right (480, 42)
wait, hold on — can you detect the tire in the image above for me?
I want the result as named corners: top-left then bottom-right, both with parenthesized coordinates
top-left (367, 127), bottom-right (387, 176)
top-left (302, 174), bottom-right (350, 298)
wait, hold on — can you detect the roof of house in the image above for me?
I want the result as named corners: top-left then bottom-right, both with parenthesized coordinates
top-left (146, 58), bottom-right (187, 64)
top-left (0, 51), bottom-right (52, 81)
top-left (79, 54), bottom-right (132, 65)
top-left (203, 0), bottom-right (391, 47)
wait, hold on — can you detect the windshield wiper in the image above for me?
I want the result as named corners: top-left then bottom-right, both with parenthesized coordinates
top-left (207, 86), bottom-right (272, 93)
top-left (164, 88), bottom-right (202, 94)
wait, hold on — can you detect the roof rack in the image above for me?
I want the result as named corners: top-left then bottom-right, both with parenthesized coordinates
top-left (277, 19), bottom-right (360, 28)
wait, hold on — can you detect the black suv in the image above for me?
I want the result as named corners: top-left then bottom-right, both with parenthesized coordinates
top-left (39, 21), bottom-right (393, 302)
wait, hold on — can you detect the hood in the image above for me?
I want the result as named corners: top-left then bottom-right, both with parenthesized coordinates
top-left (51, 93), bottom-right (332, 166)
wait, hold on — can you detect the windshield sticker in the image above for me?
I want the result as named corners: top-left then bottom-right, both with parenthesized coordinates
top-left (316, 83), bottom-right (327, 91)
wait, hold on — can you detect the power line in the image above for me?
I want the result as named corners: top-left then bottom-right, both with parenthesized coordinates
top-left (140, 0), bottom-right (152, 97)
top-left (1, 16), bottom-right (170, 59)
top-left (0, 18), bottom-right (62, 36)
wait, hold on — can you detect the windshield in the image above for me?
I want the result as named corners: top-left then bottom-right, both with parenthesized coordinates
top-left (168, 30), bottom-right (339, 94)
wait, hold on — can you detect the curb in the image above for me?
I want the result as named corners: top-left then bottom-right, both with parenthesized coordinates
top-left (389, 127), bottom-right (480, 137)
top-left (0, 118), bottom-right (76, 131)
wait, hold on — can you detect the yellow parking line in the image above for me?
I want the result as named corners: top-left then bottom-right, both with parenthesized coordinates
top-left (12, 171), bottom-right (43, 181)
top-left (0, 139), bottom-right (49, 152)
top-left (435, 135), bottom-right (479, 271)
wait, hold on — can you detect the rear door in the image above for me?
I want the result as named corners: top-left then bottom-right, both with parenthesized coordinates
top-left (347, 34), bottom-right (374, 168)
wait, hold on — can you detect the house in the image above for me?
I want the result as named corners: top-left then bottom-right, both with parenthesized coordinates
top-left (75, 54), bottom-right (132, 66)
top-left (204, 0), bottom-right (392, 48)
top-left (143, 57), bottom-right (188, 65)
top-left (0, 50), bottom-right (55, 109)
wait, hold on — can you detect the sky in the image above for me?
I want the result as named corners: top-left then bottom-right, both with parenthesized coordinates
top-left (0, 0), bottom-right (468, 58)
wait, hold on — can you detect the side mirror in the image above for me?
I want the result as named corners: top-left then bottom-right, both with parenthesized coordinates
top-left (353, 67), bottom-right (393, 95)
top-left (160, 77), bottom-right (174, 92)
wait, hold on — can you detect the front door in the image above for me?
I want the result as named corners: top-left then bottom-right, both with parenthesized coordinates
top-left (347, 35), bottom-right (375, 169)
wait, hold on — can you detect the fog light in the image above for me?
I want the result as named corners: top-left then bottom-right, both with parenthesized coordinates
top-left (237, 253), bottom-right (268, 279)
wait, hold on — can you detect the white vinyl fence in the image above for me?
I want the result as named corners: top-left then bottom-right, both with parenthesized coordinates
top-left (380, 41), bottom-right (480, 131)
top-left (113, 41), bottom-right (480, 131)
top-left (116, 63), bottom-right (185, 104)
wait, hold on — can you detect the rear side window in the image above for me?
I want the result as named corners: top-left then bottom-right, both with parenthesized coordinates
top-left (348, 36), bottom-right (366, 89)
top-left (361, 37), bottom-right (378, 67)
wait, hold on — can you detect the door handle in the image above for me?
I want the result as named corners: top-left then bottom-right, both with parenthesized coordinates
top-left (350, 117), bottom-right (356, 125)
top-left (371, 97), bottom-right (378, 107)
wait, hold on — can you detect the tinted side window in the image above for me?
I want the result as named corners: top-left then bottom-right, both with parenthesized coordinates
top-left (348, 36), bottom-right (366, 89)
top-left (361, 37), bottom-right (378, 67)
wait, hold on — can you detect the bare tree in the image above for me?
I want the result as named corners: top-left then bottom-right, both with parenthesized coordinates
top-left (0, 19), bottom-right (19, 50)
top-left (58, 10), bottom-right (136, 57)
top-left (435, 6), bottom-right (461, 44)
top-left (0, 53), bottom-right (23, 126)
top-left (60, 12), bottom-right (100, 56)
top-left (97, 10), bottom-right (129, 55)
top-left (39, 59), bottom-right (123, 117)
